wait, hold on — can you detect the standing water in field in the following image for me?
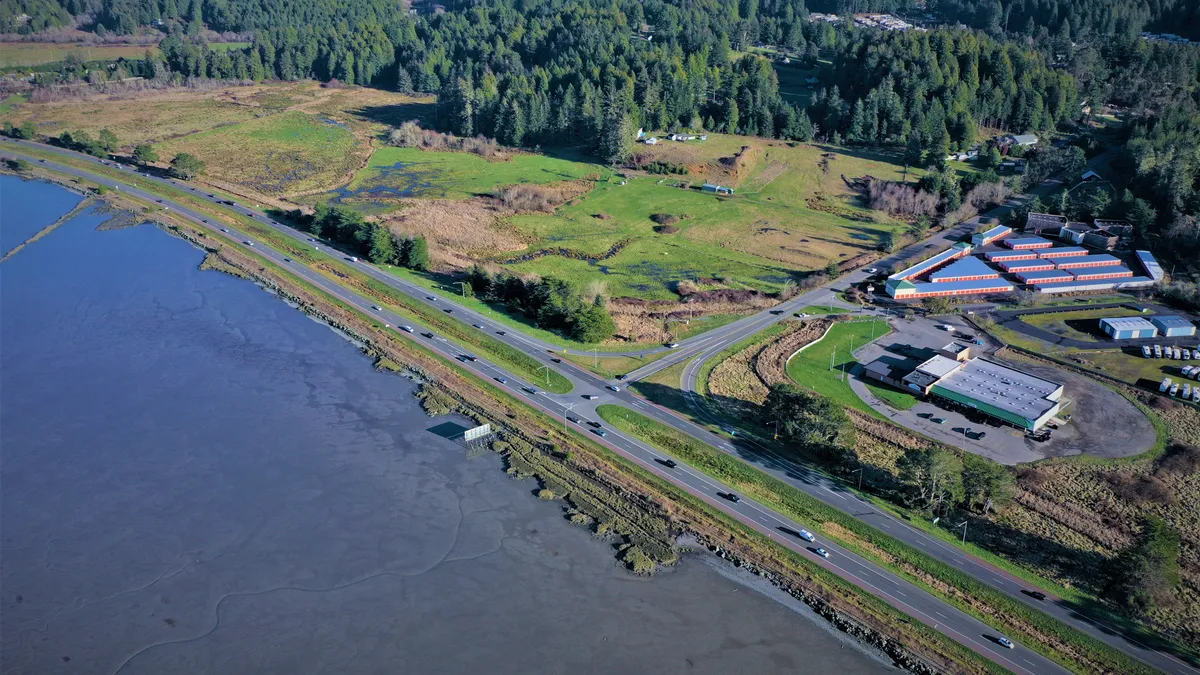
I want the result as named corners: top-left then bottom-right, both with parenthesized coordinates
top-left (0, 175), bottom-right (895, 674)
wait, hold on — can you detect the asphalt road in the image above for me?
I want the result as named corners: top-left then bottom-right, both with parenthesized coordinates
top-left (3, 138), bottom-right (1191, 675)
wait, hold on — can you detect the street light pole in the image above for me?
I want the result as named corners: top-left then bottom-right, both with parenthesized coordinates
top-left (537, 365), bottom-right (551, 387)
top-left (956, 520), bottom-right (968, 545)
top-left (851, 467), bottom-right (864, 490)
top-left (456, 281), bottom-right (469, 297)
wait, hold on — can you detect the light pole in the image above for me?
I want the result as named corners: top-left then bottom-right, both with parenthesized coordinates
top-left (456, 281), bottom-right (469, 297)
top-left (956, 520), bottom-right (968, 545)
top-left (851, 467), bottom-right (864, 490)
top-left (537, 365), bottom-right (552, 387)
top-left (562, 403), bottom-right (576, 432)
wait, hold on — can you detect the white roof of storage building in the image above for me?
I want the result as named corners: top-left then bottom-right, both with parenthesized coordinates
top-left (915, 355), bottom-right (963, 379)
top-left (1150, 315), bottom-right (1195, 331)
top-left (934, 359), bottom-right (1062, 422)
top-left (1099, 317), bottom-right (1157, 333)
top-left (928, 256), bottom-right (998, 281)
top-left (1136, 250), bottom-right (1165, 281)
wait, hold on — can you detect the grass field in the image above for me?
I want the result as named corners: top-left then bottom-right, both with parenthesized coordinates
top-left (0, 93), bottom-right (26, 114)
top-left (157, 110), bottom-right (361, 195)
top-left (0, 42), bottom-right (157, 68)
top-left (785, 319), bottom-right (891, 415)
top-left (561, 352), bottom-right (665, 379)
top-left (1018, 307), bottom-right (1150, 343)
top-left (327, 146), bottom-right (603, 202)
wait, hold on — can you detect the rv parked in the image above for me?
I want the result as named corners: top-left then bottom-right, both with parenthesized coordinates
top-left (1142, 345), bottom-right (1152, 358)
top-left (1161, 378), bottom-right (1172, 392)
top-left (1170, 382), bottom-right (1180, 397)
top-left (1175, 347), bottom-right (1185, 359)
top-left (1184, 383), bottom-right (1192, 400)
top-left (1154, 344), bottom-right (1163, 358)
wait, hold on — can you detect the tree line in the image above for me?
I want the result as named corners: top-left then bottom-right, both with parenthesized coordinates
top-left (297, 203), bottom-right (430, 271)
top-left (464, 265), bottom-right (616, 343)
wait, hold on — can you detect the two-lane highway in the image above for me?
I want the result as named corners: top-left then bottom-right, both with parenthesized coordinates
top-left (3, 138), bottom-right (1188, 675)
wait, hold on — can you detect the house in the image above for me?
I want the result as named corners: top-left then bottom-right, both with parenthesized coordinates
top-left (1081, 170), bottom-right (1102, 182)
top-left (1000, 134), bottom-right (1039, 148)
top-left (1082, 229), bottom-right (1119, 251)
top-left (1025, 213), bottom-right (1067, 234)
top-left (1060, 221), bottom-right (1095, 244)
top-left (702, 183), bottom-right (733, 195)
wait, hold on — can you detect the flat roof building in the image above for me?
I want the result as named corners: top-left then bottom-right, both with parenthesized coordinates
top-left (1004, 236), bottom-right (1054, 250)
top-left (972, 225), bottom-right (1012, 247)
top-left (1136, 250), bottom-right (1165, 281)
top-left (1035, 276), bottom-right (1155, 294)
top-left (1100, 317), bottom-right (1158, 340)
top-left (902, 355), bottom-right (964, 395)
top-left (889, 278), bottom-right (1015, 300)
top-left (1036, 246), bottom-right (1087, 259)
top-left (1000, 260), bottom-right (1055, 273)
top-left (1026, 212), bottom-right (1066, 234)
top-left (928, 257), bottom-right (1001, 283)
top-left (1150, 315), bottom-right (1197, 337)
top-left (1017, 269), bottom-right (1075, 284)
top-left (986, 250), bottom-right (1039, 263)
top-left (1053, 254), bottom-right (1122, 269)
top-left (1069, 266), bottom-right (1134, 281)
top-left (930, 359), bottom-right (1064, 430)
top-left (940, 342), bottom-right (972, 361)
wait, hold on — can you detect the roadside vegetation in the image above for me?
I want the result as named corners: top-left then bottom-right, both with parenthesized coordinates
top-left (595, 404), bottom-right (1164, 675)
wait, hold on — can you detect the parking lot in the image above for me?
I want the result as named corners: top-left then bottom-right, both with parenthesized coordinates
top-left (850, 315), bottom-right (1157, 464)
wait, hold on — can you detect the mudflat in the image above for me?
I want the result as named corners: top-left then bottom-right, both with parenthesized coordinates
top-left (0, 176), bottom-right (894, 674)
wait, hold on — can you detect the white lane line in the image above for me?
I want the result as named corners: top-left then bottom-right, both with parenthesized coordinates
top-left (935, 612), bottom-right (948, 619)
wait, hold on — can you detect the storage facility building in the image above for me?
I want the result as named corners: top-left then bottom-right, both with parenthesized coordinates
top-left (986, 250), bottom-right (1039, 263)
top-left (1036, 246), bottom-right (1087, 259)
top-left (929, 359), bottom-right (1064, 431)
top-left (972, 225), bottom-right (1012, 247)
top-left (1053, 254), bottom-right (1122, 269)
top-left (889, 278), bottom-right (1015, 300)
top-left (1017, 269), bottom-right (1075, 285)
top-left (1004, 236), bottom-right (1055, 250)
top-left (1000, 260), bottom-right (1056, 273)
top-left (928, 257), bottom-right (1001, 283)
top-left (1136, 250), bottom-right (1165, 281)
top-left (1150, 315), bottom-right (1197, 337)
top-left (1069, 266), bottom-right (1134, 281)
top-left (1099, 317), bottom-right (1159, 340)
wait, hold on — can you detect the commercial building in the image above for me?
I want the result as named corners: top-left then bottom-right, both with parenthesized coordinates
top-left (1059, 222), bottom-right (1095, 244)
top-left (1150, 315), bottom-right (1197, 338)
top-left (890, 278), bottom-right (1015, 299)
top-left (1001, 260), bottom-right (1056, 273)
top-left (1082, 229), bottom-right (1120, 251)
top-left (929, 359), bottom-right (1064, 431)
top-left (1069, 266), bottom-right (1134, 281)
top-left (1052, 254), bottom-right (1122, 269)
top-left (1136, 250), bottom-right (1165, 281)
top-left (901, 355), bottom-right (963, 396)
top-left (972, 225), bottom-right (1012, 247)
top-left (1099, 317), bottom-right (1159, 340)
top-left (986, 250), bottom-right (1039, 263)
top-left (1025, 212), bottom-right (1066, 234)
top-left (1034, 276), bottom-right (1155, 294)
top-left (1036, 246), bottom-right (1087, 259)
top-left (928, 257), bottom-right (1000, 283)
top-left (1017, 269), bottom-right (1075, 285)
top-left (1004, 236), bottom-right (1054, 250)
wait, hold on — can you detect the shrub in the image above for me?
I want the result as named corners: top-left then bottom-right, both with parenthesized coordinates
top-left (650, 213), bottom-right (680, 225)
top-left (495, 184), bottom-right (556, 212)
top-left (536, 488), bottom-right (557, 500)
top-left (653, 225), bottom-right (680, 234)
top-left (1105, 471), bottom-right (1175, 506)
top-left (867, 179), bottom-right (938, 217)
top-left (1155, 442), bottom-right (1200, 477)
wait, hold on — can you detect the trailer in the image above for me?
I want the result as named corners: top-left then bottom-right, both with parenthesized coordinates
top-left (1165, 345), bottom-right (1175, 359)
top-left (1184, 366), bottom-right (1196, 378)
top-left (1160, 378), bottom-right (1172, 392)
top-left (1154, 344), bottom-right (1163, 358)
top-left (1186, 349), bottom-right (1193, 360)
top-left (1175, 347), bottom-right (1185, 359)
top-left (1170, 383), bottom-right (1180, 397)
top-left (1185, 383), bottom-right (1193, 400)
top-left (1142, 345), bottom-right (1152, 358)
top-left (1193, 388), bottom-right (1200, 402)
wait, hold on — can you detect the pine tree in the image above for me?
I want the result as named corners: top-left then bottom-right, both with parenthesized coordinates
top-left (407, 235), bottom-right (429, 270)
top-left (369, 225), bottom-right (397, 264)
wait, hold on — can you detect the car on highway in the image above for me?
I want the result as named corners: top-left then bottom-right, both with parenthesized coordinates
top-left (283, 257), bottom-right (292, 262)
top-left (722, 492), bottom-right (741, 503)
top-left (931, 417), bottom-right (946, 424)
top-left (156, 199), bottom-right (163, 203)
top-left (550, 357), bottom-right (562, 363)
top-left (399, 325), bottom-right (414, 333)
top-left (583, 394), bottom-right (599, 400)
top-left (1027, 591), bottom-right (1046, 601)
top-left (607, 385), bottom-right (620, 392)
top-left (815, 547), bottom-right (830, 558)
top-left (797, 529), bottom-right (815, 542)
top-left (426, 296), bottom-right (436, 301)
top-left (587, 420), bottom-right (602, 428)
top-left (495, 377), bottom-right (508, 384)
top-left (473, 324), bottom-right (484, 329)
top-left (566, 416), bottom-right (580, 424)
top-left (464, 355), bottom-right (478, 362)
top-left (421, 332), bottom-right (434, 338)
top-left (660, 458), bottom-right (677, 468)
top-left (348, 256), bottom-right (359, 262)
top-left (770, 309), bottom-right (785, 315)
top-left (372, 305), bottom-right (382, 311)
top-left (201, 219), bottom-right (208, 223)
top-left (244, 241), bottom-right (254, 246)
top-left (997, 637), bottom-right (1015, 649)
top-left (794, 312), bottom-right (808, 318)
top-left (496, 331), bottom-right (506, 336)
top-left (523, 387), bottom-right (538, 394)
top-left (220, 228), bottom-right (229, 233)
top-left (443, 308), bottom-right (453, 313)
top-left (667, 343), bottom-right (680, 348)
top-left (593, 429), bottom-right (608, 437)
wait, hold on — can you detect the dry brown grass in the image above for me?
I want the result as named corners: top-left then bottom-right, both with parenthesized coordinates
top-left (378, 198), bottom-right (530, 268)
top-left (607, 295), bottom-right (776, 343)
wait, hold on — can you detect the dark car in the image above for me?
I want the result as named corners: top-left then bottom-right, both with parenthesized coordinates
top-left (496, 330), bottom-right (506, 336)
top-left (722, 492), bottom-right (741, 503)
top-left (551, 358), bottom-right (562, 363)
top-left (587, 420), bottom-right (602, 429)
top-left (566, 416), bottom-right (580, 424)
top-left (443, 308), bottom-right (453, 313)
top-left (593, 429), bottom-right (608, 437)
top-left (1028, 591), bottom-right (1047, 601)
top-left (426, 296), bottom-right (436, 301)
top-left (421, 332), bottom-right (434, 338)
top-left (660, 459), bottom-right (678, 468)
top-left (770, 309), bottom-right (785, 315)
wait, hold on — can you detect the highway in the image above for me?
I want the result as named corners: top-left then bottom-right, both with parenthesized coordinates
top-left (4, 137), bottom-right (1192, 675)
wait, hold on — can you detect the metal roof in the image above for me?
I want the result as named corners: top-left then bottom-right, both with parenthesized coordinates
top-left (1099, 317), bottom-right (1157, 332)
top-left (1069, 265), bottom-right (1133, 278)
top-left (1005, 236), bottom-right (1053, 248)
top-left (932, 359), bottom-right (1062, 423)
top-left (973, 225), bottom-right (1011, 242)
top-left (906, 278), bottom-right (1015, 294)
top-left (1036, 246), bottom-right (1087, 257)
top-left (1150, 315), bottom-right (1195, 330)
top-left (1017, 269), bottom-right (1074, 283)
top-left (1002, 260), bottom-right (1055, 272)
top-left (888, 243), bottom-right (972, 281)
top-left (1035, 276), bottom-right (1154, 293)
top-left (916, 355), bottom-right (963, 378)
top-left (1054, 254), bottom-right (1122, 268)
top-left (986, 250), bottom-right (1037, 261)
top-left (1136, 250), bottom-right (1165, 281)
top-left (928, 256), bottom-right (999, 281)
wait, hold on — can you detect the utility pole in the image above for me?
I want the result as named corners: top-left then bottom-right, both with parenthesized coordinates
top-left (562, 403), bottom-right (576, 432)
top-left (851, 467), bottom-right (864, 490)
top-left (456, 281), bottom-right (469, 297)
top-left (956, 520), bottom-right (969, 545)
top-left (537, 365), bottom-right (551, 387)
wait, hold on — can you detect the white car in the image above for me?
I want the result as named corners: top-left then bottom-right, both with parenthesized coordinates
top-left (349, 256), bottom-right (359, 262)
top-left (798, 529), bottom-right (815, 542)
top-left (667, 343), bottom-right (680, 348)
top-left (607, 385), bottom-right (620, 392)
top-left (997, 637), bottom-right (1015, 649)
top-left (372, 305), bottom-right (382, 311)
top-left (866, 267), bottom-right (878, 274)
top-left (815, 548), bottom-right (829, 558)
top-left (400, 326), bottom-right (414, 333)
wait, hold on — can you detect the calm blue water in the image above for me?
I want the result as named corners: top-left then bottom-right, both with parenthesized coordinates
top-left (0, 179), bottom-right (893, 675)
top-left (0, 174), bottom-right (83, 256)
